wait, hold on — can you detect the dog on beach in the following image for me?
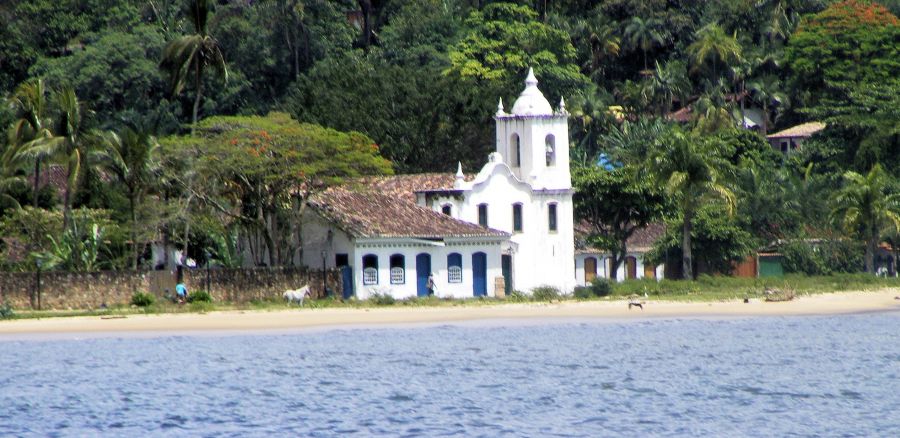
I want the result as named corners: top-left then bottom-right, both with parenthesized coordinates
top-left (628, 302), bottom-right (643, 310)
top-left (283, 285), bottom-right (311, 305)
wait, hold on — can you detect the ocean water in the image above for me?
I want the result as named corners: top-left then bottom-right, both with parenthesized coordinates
top-left (1, 313), bottom-right (899, 437)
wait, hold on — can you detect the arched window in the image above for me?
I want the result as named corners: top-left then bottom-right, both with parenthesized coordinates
top-left (389, 254), bottom-right (405, 284)
top-left (512, 203), bottom-right (523, 232)
top-left (447, 253), bottom-right (462, 283)
top-left (362, 254), bottom-right (378, 285)
top-left (545, 134), bottom-right (556, 167)
top-left (548, 203), bottom-right (558, 232)
top-left (441, 204), bottom-right (452, 216)
top-left (478, 203), bottom-right (488, 227)
top-left (511, 133), bottom-right (521, 167)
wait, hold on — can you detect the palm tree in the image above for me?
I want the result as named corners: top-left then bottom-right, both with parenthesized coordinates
top-left (747, 75), bottom-right (789, 136)
top-left (8, 79), bottom-right (53, 207)
top-left (623, 16), bottom-right (666, 71)
top-left (20, 87), bottom-right (99, 228)
top-left (569, 88), bottom-right (613, 164)
top-left (649, 60), bottom-right (690, 116)
top-left (649, 129), bottom-right (736, 279)
top-left (159, 0), bottom-right (227, 134)
top-left (830, 164), bottom-right (900, 274)
top-left (687, 23), bottom-right (742, 82)
top-left (99, 127), bottom-right (161, 269)
top-left (692, 80), bottom-right (736, 134)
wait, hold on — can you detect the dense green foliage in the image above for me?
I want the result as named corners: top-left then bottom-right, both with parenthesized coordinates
top-left (131, 291), bottom-right (155, 307)
top-left (1, 0), bottom-right (899, 281)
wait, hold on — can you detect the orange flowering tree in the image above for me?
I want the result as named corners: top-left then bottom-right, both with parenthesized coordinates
top-left (787, 0), bottom-right (900, 104)
top-left (162, 112), bottom-right (392, 266)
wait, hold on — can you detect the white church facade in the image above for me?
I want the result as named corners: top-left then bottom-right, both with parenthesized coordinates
top-left (300, 69), bottom-right (578, 299)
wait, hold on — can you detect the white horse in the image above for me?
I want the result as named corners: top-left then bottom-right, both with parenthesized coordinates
top-left (283, 285), bottom-right (311, 305)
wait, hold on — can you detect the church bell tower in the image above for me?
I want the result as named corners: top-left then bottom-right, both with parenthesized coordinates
top-left (494, 68), bottom-right (571, 190)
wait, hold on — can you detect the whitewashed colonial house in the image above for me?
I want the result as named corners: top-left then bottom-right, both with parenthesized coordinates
top-left (301, 69), bottom-right (577, 298)
top-left (574, 222), bottom-right (666, 284)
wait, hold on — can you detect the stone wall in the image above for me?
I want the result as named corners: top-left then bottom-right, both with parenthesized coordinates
top-left (183, 266), bottom-right (340, 302)
top-left (0, 267), bottom-right (341, 310)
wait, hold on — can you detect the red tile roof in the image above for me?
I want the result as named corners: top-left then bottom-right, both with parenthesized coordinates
top-left (309, 185), bottom-right (507, 239)
top-left (356, 173), bottom-right (471, 204)
top-left (575, 221), bottom-right (666, 253)
top-left (767, 122), bottom-right (825, 139)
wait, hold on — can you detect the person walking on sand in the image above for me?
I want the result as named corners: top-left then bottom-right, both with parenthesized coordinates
top-left (427, 274), bottom-right (436, 297)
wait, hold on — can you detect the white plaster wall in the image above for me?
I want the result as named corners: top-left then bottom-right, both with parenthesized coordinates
top-left (299, 212), bottom-right (356, 269)
top-left (575, 253), bottom-right (664, 284)
top-left (352, 240), bottom-right (504, 300)
top-left (495, 115), bottom-right (570, 190)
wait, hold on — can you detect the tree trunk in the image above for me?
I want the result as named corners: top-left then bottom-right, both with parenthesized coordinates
top-left (32, 160), bottom-right (41, 207)
top-left (191, 63), bottom-right (204, 135)
top-left (130, 195), bottom-right (138, 270)
top-left (761, 101), bottom-right (769, 136)
top-left (62, 168), bottom-right (72, 230)
top-left (682, 209), bottom-right (693, 280)
top-left (358, 0), bottom-right (373, 49)
top-left (866, 228), bottom-right (877, 274)
top-left (183, 203), bottom-right (191, 268)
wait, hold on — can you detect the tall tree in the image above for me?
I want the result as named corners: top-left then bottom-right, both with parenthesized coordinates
top-left (99, 127), bottom-right (160, 269)
top-left (830, 164), bottom-right (900, 274)
top-left (648, 60), bottom-right (690, 116)
top-left (649, 129), bottom-right (736, 279)
top-left (21, 87), bottom-right (99, 229)
top-left (573, 165), bottom-right (665, 277)
top-left (747, 74), bottom-right (789, 135)
top-left (623, 16), bottom-right (666, 71)
top-left (159, 0), bottom-right (228, 134)
top-left (161, 113), bottom-right (393, 266)
top-left (687, 22), bottom-right (742, 81)
top-left (8, 79), bottom-right (53, 208)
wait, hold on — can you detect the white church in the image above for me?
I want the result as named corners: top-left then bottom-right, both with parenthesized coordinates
top-left (301, 69), bottom-right (577, 299)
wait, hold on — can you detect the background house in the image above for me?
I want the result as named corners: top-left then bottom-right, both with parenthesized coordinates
top-left (574, 222), bottom-right (666, 284)
top-left (767, 122), bottom-right (825, 154)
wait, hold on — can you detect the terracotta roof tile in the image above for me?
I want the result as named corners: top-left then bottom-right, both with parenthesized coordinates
top-left (767, 122), bottom-right (826, 139)
top-left (575, 221), bottom-right (666, 253)
top-left (356, 173), bottom-right (472, 204)
top-left (309, 185), bottom-right (507, 239)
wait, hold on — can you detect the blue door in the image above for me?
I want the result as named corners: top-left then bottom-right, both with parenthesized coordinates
top-left (472, 252), bottom-right (487, 297)
top-left (341, 265), bottom-right (354, 299)
top-left (416, 253), bottom-right (431, 297)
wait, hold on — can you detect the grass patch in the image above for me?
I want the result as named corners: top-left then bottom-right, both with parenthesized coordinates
top-left (610, 273), bottom-right (900, 302)
top-left (2, 274), bottom-right (897, 320)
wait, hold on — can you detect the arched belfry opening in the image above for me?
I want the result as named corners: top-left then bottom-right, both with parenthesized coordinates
top-left (510, 133), bottom-right (521, 167)
top-left (545, 134), bottom-right (556, 167)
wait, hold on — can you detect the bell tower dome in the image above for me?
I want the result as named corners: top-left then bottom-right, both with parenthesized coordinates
top-left (494, 68), bottom-right (571, 190)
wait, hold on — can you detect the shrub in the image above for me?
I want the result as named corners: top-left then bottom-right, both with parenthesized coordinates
top-left (131, 292), bottom-right (155, 307)
top-left (782, 241), bottom-right (825, 275)
top-left (187, 291), bottom-right (212, 303)
top-left (369, 292), bottom-right (395, 305)
top-left (589, 278), bottom-right (614, 297)
top-left (0, 302), bottom-right (14, 319)
top-left (573, 286), bottom-right (593, 299)
top-left (531, 285), bottom-right (561, 301)
top-left (507, 290), bottom-right (529, 302)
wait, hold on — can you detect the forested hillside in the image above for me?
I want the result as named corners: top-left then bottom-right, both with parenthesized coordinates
top-left (1, 0), bottom-right (898, 277)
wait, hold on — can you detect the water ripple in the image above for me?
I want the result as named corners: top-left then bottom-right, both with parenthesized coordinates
top-left (1, 313), bottom-right (899, 436)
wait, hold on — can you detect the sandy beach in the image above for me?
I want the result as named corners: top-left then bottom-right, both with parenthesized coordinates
top-left (1, 289), bottom-right (898, 337)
